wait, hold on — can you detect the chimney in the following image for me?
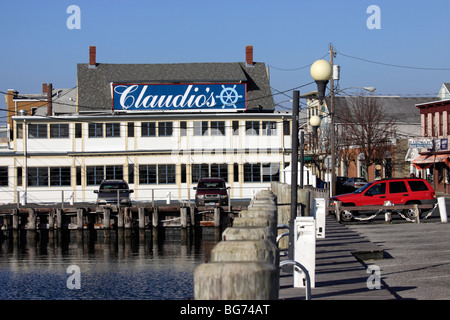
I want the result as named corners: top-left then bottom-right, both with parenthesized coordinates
top-left (89, 46), bottom-right (97, 68)
top-left (42, 83), bottom-right (48, 95)
top-left (245, 45), bottom-right (254, 66)
top-left (47, 83), bottom-right (53, 116)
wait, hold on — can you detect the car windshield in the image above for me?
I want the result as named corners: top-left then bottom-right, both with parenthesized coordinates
top-left (197, 181), bottom-right (225, 189)
top-left (100, 183), bottom-right (128, 190)
top-left (354, 182), bottom-right (373, 193)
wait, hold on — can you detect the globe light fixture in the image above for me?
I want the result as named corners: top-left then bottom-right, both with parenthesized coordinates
top-left (310, 59), bottom-right (333, 100)
top-left (309, 115), bottom-right (322, 127)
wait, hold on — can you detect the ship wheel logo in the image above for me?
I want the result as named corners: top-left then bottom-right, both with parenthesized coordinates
top-left (216, 85), bottom-right (243, 109)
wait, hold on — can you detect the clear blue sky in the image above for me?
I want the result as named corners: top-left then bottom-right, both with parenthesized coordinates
top-left (1, 0), bottom-right (450, 118)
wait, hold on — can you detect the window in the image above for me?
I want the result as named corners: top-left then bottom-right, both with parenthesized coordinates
top-left (86, 166), bottom-right (105, 185)
top-left (0, 167), bottom-right (8, 186)
top-left (262, 163), bottom-right (280, 182)
top-left (283, 120), bottom-right (290, 135)
top-left (27, 167), bottom-right (48, 187)
top-left (76, 167), bottom-right (82, 186)
top-left (211, 164), bottom-right (228, 182)
top-left (28, 124), bottom-right (48, 139)
top-left (141, 122), bottom-right (156, 137)
top-left (128, 164), bottom-right (135, 184)
top-left (106, 123), bottom-right (120, 137)
top-left (16, 123), bottom-right (23, 139)
top-left (180, 121), bottom-right (187, 136)
top-left (88, 123), bottom-right (103, 138)
top-left (194, 121), bottom-right (208, 136)
top-left (232, 121), bottom-right (239, 136)
top-left (244, 163), bottom-right (261, 182)
top-left (158, 164), bottom-right (176, 184)
top-left (50, 167), bottom-right (71, 186)
top-left (127, 122), bottom-right (135, 138)
top-left (408, 180), bottom-right (429, 192)
top-left (139, 165), bottom-right (157, 184)
top-left (192, 163), bottom-right (209, 183)
top-left (368, 183), bottom-right (386, 195)
top-left (245, 121), bottom-right (260, 135)
top-left (50, 124), bottom-right (69, 138)
top-left (75, 123), bottom-right (82, 138)
top-left (181, 164), bottom-right (186, 183)
top-left (158, 122), bottom-right (173, 136)
top-left (389, 181), bottom-right (407, 193)
top-left (262, 121), bottom-right (277, 136)
top-left (233, 163), bottom-right (239, 182)
top-left (17, 167), bottom-right (22, 186)
top-left (105, 165), bottom-right (123, 180)
top-left (211, 121), bottom-right (225, 136)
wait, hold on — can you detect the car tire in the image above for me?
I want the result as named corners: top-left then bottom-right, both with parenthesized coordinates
top-left (403, 203), bottom-right (422, 220)
top-left (340, 209), bottom-right (355, 222)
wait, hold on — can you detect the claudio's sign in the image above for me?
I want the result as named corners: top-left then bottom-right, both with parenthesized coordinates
top-left (113, 83), bottom-right (246, 112)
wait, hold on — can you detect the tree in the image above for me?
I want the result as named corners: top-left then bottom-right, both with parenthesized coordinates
top-left (337, 95), bottom-right (397, 178)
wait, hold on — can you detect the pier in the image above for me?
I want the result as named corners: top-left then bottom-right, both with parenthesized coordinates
top-left (0, 201), bottom-right (249, 241)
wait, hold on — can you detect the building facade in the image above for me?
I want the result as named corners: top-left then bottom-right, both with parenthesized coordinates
top-left (0, 46), bottom-right (293, 204)
top-left (413, 98), bottom-right (450, 193)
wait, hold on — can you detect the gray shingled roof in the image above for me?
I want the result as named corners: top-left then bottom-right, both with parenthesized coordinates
top-left (330, 96), bottom-right (437, 124)
top-left (77, 62), bottom-right (274, 112)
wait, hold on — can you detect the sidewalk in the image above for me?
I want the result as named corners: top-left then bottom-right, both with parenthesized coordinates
top-left (279, 216), bottom-right (396, 300)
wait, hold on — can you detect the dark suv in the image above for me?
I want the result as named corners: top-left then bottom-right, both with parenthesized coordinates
top-left (330, 178), bottom-right (436, 221)
top-left (94, 179), bottom-right (133, 208)
top-left (194, 177), bottom-right (229, 207)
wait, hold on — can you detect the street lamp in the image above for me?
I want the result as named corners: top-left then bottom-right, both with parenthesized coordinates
top-left (310, 60), bottom-right (333, 101)
top-left (310, 59), bottom-right (335, 196)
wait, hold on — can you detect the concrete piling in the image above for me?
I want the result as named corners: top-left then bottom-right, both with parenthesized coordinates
top-left (194, 190), bottom-right (279, 300)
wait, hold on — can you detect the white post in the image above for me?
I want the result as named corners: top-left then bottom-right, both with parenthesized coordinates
top-left (437, 197), bottom-right (448, 223)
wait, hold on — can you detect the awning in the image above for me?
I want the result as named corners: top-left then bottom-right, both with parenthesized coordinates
top-left (412, 154), bottom-right (450, 170)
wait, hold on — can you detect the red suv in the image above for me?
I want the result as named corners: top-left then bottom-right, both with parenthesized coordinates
top-left (330, 178), bottom-right (436, 221)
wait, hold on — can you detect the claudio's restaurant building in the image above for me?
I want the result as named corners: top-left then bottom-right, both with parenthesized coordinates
top-left (1, 46), bottom-right (292, 204)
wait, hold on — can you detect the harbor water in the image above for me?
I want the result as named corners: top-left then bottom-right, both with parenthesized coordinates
top-left (0, 229), bottom-right (218, 300)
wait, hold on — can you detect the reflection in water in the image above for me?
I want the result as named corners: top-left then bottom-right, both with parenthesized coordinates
top-left (0, 228), bottom-right (218, 300)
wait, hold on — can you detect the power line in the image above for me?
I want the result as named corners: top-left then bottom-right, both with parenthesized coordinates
top-left (337, 51), bottom-right (450, 71)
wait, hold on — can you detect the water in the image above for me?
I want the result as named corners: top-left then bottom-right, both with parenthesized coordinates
top-left (0, 229), bottom-right (218, 300)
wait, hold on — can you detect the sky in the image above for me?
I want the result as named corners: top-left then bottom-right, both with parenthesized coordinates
top-left (1, 0), bottom-right (450, 120)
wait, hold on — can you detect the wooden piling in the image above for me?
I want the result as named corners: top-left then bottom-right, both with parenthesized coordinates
top-left (27, 208), bottom-right (36, 230)
top-left (214, 207), bottom-right (221, 228)
top-left (180, 207), bottom-right (188, 228)
top-left (124, 207), bottom-right (132, 229)
top-left (152, 207), bottom-right (159, 228)
top-left (56, 209), bottom-right (62, 229)
top-left (138, 207), bottom-right (145, 229)
top-left (103, 207), bottom-right (111, 229)
top-left (77, 209), bottom-right (84, 230)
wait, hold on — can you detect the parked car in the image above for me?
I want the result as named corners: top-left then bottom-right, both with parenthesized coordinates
top-left (194, 177), bottom-right (230, 207)
top-left (94, 179), bottom-right (133, 208)
top-left (336, 176), bottom-right (350, 194)
top-left (343, 177), bottom-right (368, 190)
top-left (330, 178), bottom-right (436, 222)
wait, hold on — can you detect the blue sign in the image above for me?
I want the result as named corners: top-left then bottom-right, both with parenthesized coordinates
top-left (113, 83), bottom-right (247, 111)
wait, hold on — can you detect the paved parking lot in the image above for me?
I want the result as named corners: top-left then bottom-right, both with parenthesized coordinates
top-left (347, 220), bottom-right (450, 300)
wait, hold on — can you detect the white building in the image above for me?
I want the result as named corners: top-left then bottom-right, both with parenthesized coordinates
top-left (0, 46), bottom-right (293, 204)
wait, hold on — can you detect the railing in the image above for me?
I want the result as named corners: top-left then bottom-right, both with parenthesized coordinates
top-left (0, 185), bottom-right (270, 208)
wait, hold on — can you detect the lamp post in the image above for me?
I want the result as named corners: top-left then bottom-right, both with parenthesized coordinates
top-left (310, 59), bottom-right (334, 195)
top-left (288, 97), bottom-right (322, 261)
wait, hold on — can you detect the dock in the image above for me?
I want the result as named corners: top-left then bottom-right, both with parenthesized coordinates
top-left (279, 215), bottom-right (395, 300)
top-left (0, 201), bottom-right (248, 240)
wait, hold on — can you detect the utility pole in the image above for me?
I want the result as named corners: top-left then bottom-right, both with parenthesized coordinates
top-left (288, 90), bottom-right (300, 261)
top-left (329, 44), bottom-right (336, 197)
